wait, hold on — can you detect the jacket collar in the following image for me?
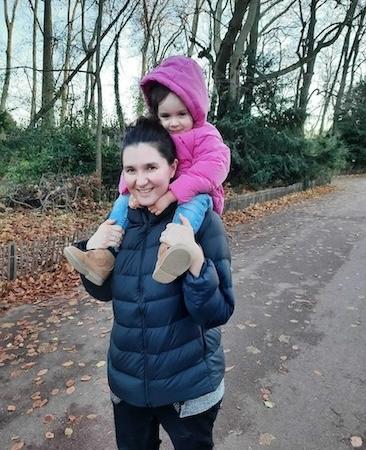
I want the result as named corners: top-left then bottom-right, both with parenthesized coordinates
top-left (127, 202), bottom-right (177, 225)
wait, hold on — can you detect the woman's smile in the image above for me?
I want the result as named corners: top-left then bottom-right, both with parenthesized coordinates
top-left (122, 143), bottom-right (177, 207)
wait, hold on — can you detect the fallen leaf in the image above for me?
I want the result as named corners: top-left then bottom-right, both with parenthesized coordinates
top-left (66, 386), bottom-right (76, 395)
top-left (263, 400), bottom-right (275, 408)
top-left (313, 369), bottom-right (322, 376)
top-left (21, 362), bottom-right (36, 370)
top-left (278, 334), bottom-right (290, 344)
top-left (225, 365), bottom-right (235, 372)
top-left (65, 379), bottom-right (75, 388)
top-left (43, 414), bottom-right (55, 424)
top-left (259, 433), bottom-right (276, 446)
top-left (350, 436), bottom-right (363, 448)
top-left (62, 360), bottom-right (74, 367)
top-left (51, 388), bottom-right (59, 395)
top-left (86, 414), bottom-right (97, 420)
top-left (64, 427), bottom-right (73, 437)
top-left (81, 375), bottom-right (92, 382)
top-left (246, 345), bottom-right (261, 354)
top-left (1, 322), bottom-right (15, 328)
top-left (96, 360), bottom-right (106, 368)
top-left (236, 324), bottom-right (245, 330)
top-left (10, 442), bottom-right (25, 450)
top-left (45, 432), bottom-right (55, 439)
top-left (7, 405), bottom-right (16, 412)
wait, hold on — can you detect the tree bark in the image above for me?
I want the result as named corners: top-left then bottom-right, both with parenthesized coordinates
top-left (60, 0), bottom-right (78, 123)
top-left (114, 30), bottom-right (125, 134)
top-left (95, 0), bottom-right (104, 181)
top-left (30, 0), bottom-right (132, 127)
top-left (333, 4), bottom-right (365, 129)
top-left (41, 0), bottom-right (55, 127)
top-left (241, 0), bottom-right (260, 114)
top-left (214, 0), bottom-right (251, 118)
top-left (0, 0), bottom-right (19, 112)
top-left (30, 0), bottom-right (38, 122)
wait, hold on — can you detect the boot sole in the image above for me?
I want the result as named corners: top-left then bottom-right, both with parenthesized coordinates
top-left (63, 247), bottom-right (104, 286)
top-left (152, 245), bottom-right (191, 284)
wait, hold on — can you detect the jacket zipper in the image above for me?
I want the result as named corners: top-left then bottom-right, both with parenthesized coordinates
top-left (138, 218), bottom-right (151, 407)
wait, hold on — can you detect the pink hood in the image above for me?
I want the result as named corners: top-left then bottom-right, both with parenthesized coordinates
top-left (140, 56), bottom-right (209, 127)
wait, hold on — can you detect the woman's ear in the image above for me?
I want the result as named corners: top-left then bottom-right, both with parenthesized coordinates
top-left (170, 158), bottom-right (178, 179)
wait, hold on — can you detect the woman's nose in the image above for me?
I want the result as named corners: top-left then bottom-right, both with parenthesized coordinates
top-left (136, 173), bottom-right (148, 186)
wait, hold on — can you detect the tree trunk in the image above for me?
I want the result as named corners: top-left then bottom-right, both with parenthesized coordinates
top-left (214, 0), bottom-right (251, 119)
top-left (114, 31), bottom-right (125, 134)
top-left (296, 0), bottom-right (317, 135)
top-left (30, 0), bottom-right (38, 122)
top-left (60, 0), bottom-right (78, 123)
top-left (333, 4), bottom-right (365, 129)
top-left (95, 0), bottom-right (104, 181)
top-left (241, 0), bottom-right (260, 114)
top-left (41, 0), bottom-right (55, 127)
top-left (187, 0), bottom-right (204, 57)
top-left (0, 0), bottom-right (19, 112)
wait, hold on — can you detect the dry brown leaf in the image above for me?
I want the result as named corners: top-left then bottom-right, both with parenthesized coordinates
top-left (62, 360), bottom-right (74, 368)
top-left (96, 360), bottom-right (106, 368)
top-left (43, 414), bottom-right (55, 424)
top-left (45, 432), bottom-right (55, 439)
top-left (51, 388), bottom-right (59, 395)
top-left (7, 405), bottom-right (16, 412)
top-left (80, 375), bottom-right (92, 382)
top-left (65, 379), bottom-right (75, 388)
top-left (11, 442), bottom-right (25, 450)
top-left (66, 386), bottom-right (76, 395)
top-left (86, 414), bottom-right (97, 420)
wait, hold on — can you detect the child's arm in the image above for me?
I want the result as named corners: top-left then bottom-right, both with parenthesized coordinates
top-left (169, 130), bottom-right (230, 204)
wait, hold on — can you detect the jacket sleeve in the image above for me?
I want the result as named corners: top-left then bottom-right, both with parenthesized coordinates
top-left (182, 212), bottom-right (235, 328)
top-left (169, 131), bottom-right (230, 203)
top-left (74, 240), bottom-right (113, 302)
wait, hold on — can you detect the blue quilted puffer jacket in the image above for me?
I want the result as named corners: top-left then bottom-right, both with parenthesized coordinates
top-left (80, 203), bottom-right (235, 407)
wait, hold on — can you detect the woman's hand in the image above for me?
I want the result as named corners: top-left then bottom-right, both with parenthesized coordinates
top-left (86, 219), bottom-right (123, 250)
top-left (160, 214), bottom-right (204, 276)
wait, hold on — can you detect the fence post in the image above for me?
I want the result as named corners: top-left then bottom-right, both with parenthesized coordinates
top-left (8, 242), bottom-right (17, 280)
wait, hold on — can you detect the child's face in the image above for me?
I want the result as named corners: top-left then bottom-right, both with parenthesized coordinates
top-left (157, 93), bottom-right (194, 134)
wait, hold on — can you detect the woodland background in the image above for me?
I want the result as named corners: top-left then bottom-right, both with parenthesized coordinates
top-left (0, 0), bottom-right (366, 209)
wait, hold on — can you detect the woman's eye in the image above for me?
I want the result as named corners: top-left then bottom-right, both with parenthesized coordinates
top-left (147, 166), bottom-right (157, 171)
top-left (125, 168), bottom-right (135, 174)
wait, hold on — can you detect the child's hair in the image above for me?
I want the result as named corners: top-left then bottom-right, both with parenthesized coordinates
top-left (121, 116), bottom-right (176, 165)
top-left (147, 83), bottom-right (172, 118)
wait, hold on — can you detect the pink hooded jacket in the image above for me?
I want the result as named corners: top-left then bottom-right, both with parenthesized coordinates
top-left (119, 55), bottom-right (230, 215)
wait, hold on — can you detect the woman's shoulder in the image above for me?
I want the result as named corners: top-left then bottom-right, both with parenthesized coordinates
top-left (197, 209), bottom-right (226, 240)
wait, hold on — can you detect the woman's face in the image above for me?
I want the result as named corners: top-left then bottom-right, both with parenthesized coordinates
top-left (122, 143), bottom-right (177, 207)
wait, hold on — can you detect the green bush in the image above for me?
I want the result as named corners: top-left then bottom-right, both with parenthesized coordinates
top-left (336, 80), bottom-right (366, 170)
top-left (216, 113), bottom-right (346, 189)
top-left (0, 125), bottom-right (121, 186)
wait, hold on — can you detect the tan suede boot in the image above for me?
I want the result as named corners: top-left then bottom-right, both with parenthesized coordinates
top-left (63, 246), bottom-right (115, 286)
top-left (152, 243), bottom-right (192, 284)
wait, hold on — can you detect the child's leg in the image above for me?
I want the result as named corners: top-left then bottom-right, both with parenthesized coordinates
top-left (109, 193), bottom-right (129, 229)
top-left (173, 194), bottom-right (213, 233)
top-left (64, 194), bottom-right (130, 286)
top-left (152, 195), bottom-right (212, 284)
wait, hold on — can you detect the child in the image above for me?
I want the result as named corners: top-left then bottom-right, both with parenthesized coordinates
top-left (64, 55), bottom-right (230, 285)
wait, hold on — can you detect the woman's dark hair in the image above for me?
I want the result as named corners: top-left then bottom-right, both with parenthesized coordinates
top-left (147, 83), bottom-right (172, 117)
top-left (121, 116), bottom-right (176, 164)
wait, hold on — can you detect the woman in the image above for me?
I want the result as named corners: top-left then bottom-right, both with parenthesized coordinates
top-left (77, 117), bottom-right (235, 449)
